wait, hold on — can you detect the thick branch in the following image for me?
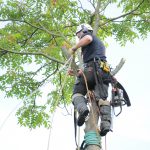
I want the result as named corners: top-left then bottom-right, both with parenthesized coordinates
top-left (0, 48), bottom-right (64, 65)
top-left (93, 0), bottom-right (101, 35)
top-left (111, 58), bottom-right (126, 76)
top-left (61, 47), bottom-right (79, 75)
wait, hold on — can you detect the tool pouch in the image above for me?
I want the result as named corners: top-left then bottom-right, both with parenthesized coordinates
top-left (100, 61), bottom-right (110, 73)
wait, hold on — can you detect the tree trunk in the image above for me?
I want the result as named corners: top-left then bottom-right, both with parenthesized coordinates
top-left (84, 96), bottom-right (101, 150)
top-left (85, 2), bottom-right (102, 148)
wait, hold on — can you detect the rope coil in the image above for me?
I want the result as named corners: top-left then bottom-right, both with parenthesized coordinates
top-left (80, 131), bottom-right (101, 150)
top-left (85, 131), bottom-right (101, 146)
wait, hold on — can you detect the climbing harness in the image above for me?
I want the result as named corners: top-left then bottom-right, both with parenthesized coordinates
top-left (94, 60), bottom-right (109, 97)
top-left (74, 59), bottom-right (111, 149)
top-left (73, 58), bottom-right (131, 150)
top-left (93, 58), bottom-right (131, 116)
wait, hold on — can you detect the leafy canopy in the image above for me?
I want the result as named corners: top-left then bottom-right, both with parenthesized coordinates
top-left (0, 0), bottom-right (149, 128)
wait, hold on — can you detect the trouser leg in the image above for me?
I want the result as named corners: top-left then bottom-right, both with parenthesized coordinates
top-left (98, 99), bottom-right (111, 136)
top-left (72, 93), bottom-right (89, 126)
top-left (72, 66), bottom-right (95, 126)
top-left (94, 83), bottom-right (111, 136)
top-left (94, 83), bottom-right (108, 100)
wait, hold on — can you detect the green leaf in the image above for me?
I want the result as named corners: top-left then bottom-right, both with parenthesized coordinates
top-left (0, 0), bottom-right (149, 128)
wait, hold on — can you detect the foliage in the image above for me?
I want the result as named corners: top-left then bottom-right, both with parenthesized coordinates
top-left (0, 0), bottom-right (149, 128)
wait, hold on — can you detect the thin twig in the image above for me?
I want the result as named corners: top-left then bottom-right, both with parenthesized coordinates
top-left (100, 0), bottom-right (145, 26)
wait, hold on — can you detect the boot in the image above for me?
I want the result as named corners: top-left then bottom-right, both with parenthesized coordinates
top-left (72, 94), bottom-right (89, 126)
top-left (99, 101), bottom-right (111, 136)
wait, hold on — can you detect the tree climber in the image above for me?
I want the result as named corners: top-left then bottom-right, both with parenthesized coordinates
top-left (68, 23), bottom-right (111, 136)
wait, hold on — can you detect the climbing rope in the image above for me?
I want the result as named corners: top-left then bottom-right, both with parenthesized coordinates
top-left (57, 55), bottom-right (73, 73)
top-left (81, 71), bottom-right (99, 131)
top-left (105, 135), bottom-right (107, 150)
top-left (47, 112), bottom-right (55, 150)
top-left (0, 100), bottom-right (22, 130)
top-left (79, 71), bottom-right (102, 149)
top-left (84, 131), bottom-right (101, 146)
top-left (77, 126), bottom-right (81, 150)
top-left (46, 56), bottom-right (74, 150)
top-left (80, 131), bottom-right (101, 150)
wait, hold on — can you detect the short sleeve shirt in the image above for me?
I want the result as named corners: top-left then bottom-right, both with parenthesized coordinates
top-left (81, 32), bottom-right (106, 63)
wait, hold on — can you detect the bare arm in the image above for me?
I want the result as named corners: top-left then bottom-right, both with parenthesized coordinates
top-left (72, 35), bottom-right (93, 51)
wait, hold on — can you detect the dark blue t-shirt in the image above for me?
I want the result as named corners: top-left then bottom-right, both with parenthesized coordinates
top-left (81, 32), bottom-right (106, 63)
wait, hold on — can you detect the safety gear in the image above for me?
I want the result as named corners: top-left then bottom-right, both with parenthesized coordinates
top-left (98, 99), bottom-right (111, 136)
top-left (111, 81), bottom-right (131, 116)
top-left (111, 88), bottom-right (124, 107)
top-left (114, 81), bottom-right (131, 107)
top-left (72, 93), bottom-right (89, 126)
top-left (76, 23), bottom-right (93, 35)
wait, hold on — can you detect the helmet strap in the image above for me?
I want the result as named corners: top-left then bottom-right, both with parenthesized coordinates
top-left (81, 24), bottom-right (88, 33)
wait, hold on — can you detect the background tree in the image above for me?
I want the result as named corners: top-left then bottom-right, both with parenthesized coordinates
top-left (0, 0), bottom-right (149, 148)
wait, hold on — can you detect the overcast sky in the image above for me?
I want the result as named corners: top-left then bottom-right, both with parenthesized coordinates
top-left (0, 1), bottom-right (150, 150)
top-left (0, 35), bottom-right (150, 150)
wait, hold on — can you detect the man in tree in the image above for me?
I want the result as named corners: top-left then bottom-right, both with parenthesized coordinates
top-left (69, 23), bottom-right (111, 136)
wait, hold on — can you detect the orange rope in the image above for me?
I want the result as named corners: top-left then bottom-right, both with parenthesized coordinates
top-left (80, 70), bottom-right (100, 134)
top-left (81, 69), bottom-right (108, 150)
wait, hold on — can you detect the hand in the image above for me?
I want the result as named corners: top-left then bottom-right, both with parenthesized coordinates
top-left (77, 69), bottom-right (83, 76)
top-left (69, 46), bottom-right (77, 55)
top-left (69, 48), bottom-right (75, 55)
top-left (67, 68), bottom-right (74, 76)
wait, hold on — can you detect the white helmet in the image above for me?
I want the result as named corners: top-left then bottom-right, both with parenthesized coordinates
top-left (76, 23), bottom-right (93, 34)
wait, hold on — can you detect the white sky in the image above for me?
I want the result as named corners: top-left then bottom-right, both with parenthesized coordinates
top-left (0, 1), bottom-right (150, 150)
top-left (0, 35), bottom-right (150, 150)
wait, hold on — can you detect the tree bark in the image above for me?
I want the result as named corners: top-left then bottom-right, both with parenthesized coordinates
top-left (93, 0), bottom-right (101, 35)
top-left (84, 95), bottom-right (101, 150)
